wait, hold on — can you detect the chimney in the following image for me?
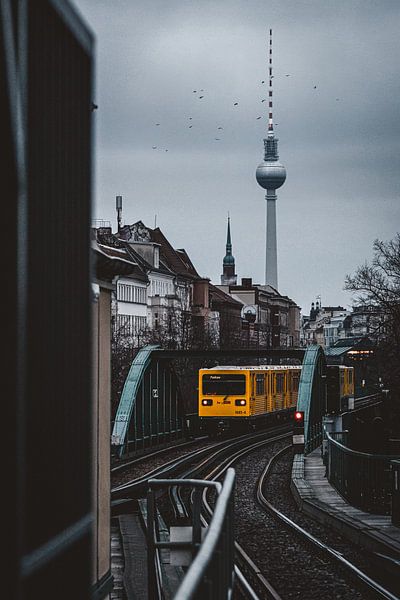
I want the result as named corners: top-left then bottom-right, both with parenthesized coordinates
top-left (241, 278), bottom-right (252, 288)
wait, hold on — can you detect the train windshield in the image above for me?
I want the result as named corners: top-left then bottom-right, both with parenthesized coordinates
top-left (202, 374), bottom-right (246, 395)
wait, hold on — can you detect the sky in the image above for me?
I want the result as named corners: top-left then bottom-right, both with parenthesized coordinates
top-left (72, 0), bottom-right (400, 314)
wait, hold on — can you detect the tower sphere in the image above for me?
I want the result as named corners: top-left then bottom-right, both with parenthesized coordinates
top-left (256, 160), bottom-right (287, 190)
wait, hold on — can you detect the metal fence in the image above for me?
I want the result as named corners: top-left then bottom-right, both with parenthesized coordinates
top-left (326, 431), bottom-right (398, 514)
top-left (147, 468), bottom-right (235, 600)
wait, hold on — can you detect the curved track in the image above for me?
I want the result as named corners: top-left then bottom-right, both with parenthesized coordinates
top-left (114, 424), bottom-right (292, 598)
top-left (256, 445), bottom-right (399, 600)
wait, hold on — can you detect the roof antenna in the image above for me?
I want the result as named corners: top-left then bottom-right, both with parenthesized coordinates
top-left (116, 195), bottom-right (122, 232)
top-left (154, 214), bottom-right (157, 228)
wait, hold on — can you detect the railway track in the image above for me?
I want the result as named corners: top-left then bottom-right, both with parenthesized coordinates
top-left (195, 434), bottom-right (289, 599)
top-left (113, 424), bottom-right (292, 598)
top-left (113, 420), bottom-right (398, 599)
top-left (111, 436), bottom-right (209, 475)
top-left (255, 445), bottom-right (399, 600)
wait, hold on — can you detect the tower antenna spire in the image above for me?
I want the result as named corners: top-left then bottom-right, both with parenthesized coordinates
top-left (256, 28), bottom-right (286, 289)
top-left (268, 28), bottom-right (274, 133)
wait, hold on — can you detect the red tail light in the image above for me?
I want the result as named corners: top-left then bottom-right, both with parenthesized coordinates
top-left (294, 410), bottom-right (304, 422)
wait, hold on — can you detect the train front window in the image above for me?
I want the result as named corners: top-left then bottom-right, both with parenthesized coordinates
top-left (202, 374), bottom-right (246, 395)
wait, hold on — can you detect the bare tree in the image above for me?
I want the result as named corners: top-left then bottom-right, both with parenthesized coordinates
top-left (344, 234), bottom-right (400, 398)
top-left (111, 316), bottom-right (138, 421)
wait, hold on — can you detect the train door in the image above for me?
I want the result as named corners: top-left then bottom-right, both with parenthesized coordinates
top-left (275, 372), bottom-right (284, 410)
top-left (255, 372), bottom-right (265, 415)
top-left (292, 370), bottom-right (300, 408)
top-left (348, 367), bottom-right (354, 397)
top-left (265, 371), bottom-right (272, 413)
top-left (285, 370), bottom-right (291, 408)
top-left (340, 368), bottom-right (345, 399)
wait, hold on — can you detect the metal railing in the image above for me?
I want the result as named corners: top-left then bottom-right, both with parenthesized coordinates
top-left (326, 431), bottom-right (398, 514)
top-left (147, 468), bottom-right (235, 600)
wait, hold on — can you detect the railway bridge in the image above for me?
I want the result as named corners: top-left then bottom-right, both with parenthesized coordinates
top-left (112, 344), bottom-right (400, 599)
top-left (111, 343), bottom-right (332, 460)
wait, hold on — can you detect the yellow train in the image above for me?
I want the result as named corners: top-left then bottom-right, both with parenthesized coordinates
top-left (198, 364), bottom-right (355, 434)
top-left (326, 365), bottom-right (355, 412)
top-left (198, 365), bottom-right (301, 435)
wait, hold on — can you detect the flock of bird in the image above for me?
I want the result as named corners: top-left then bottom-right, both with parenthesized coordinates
top-left (149, 77), bottom-right (341, 152)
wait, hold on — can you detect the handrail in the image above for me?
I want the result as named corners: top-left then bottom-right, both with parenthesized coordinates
top-left (146, 468), bottom-right (235, 600)
top-left (174, 468), bottom-right (235, 600)
top-left (327, 431), bottom-right (399, 461)
top-left (326, 431), bottom-right (398, 514)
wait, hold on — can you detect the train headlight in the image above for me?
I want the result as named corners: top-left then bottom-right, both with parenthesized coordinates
top-left (235, 399), bottom-right (246, 406)
top-left (202, 399), bottom-right (213, 406)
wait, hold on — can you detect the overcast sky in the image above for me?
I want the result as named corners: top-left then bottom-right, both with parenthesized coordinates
top-left (73, 0), bottom-right (399, 314)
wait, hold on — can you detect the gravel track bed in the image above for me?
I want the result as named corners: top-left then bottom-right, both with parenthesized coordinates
top-left (112, 438), bottom-right (214, 487)
top-left (264, 450), bottom-right (394, 594)
top-left (234, 443), bottom-right (380, 600)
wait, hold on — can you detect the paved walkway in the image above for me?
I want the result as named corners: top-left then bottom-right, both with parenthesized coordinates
top-left (291, 448), bottom-right (400, 567)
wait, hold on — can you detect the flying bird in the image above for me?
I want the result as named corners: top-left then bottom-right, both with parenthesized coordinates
top-left (165, 149), bottom-right (168, 152)
top-left (189, 117), bottom-right (192, 120)
top-left (199, 96), bottom-right (204, 99)
top-left (152, 146), bottom-right (157, 149)
top-left (189, 125), bottom-right (192, 128)
top-left (233, 102), bottom-right (238, 106)
top-left (261, 99), bottom-right (266, 102)
top-left (217, 126), bottom-right (223, 130)
top-left (336, 98), bottom-right (340, 101)
top-left (256, 116), bottom-right (261, 119)
top-left (193, 90), bottom-right (197, 93)
top-left (285, 74), bottom-right (291, 77)
top-left (214, 138), bottom-right (220, 141)
top-left (261, 80), bottom-right (265, 83)
top-left (313, 86), bottom-right (317, 89)
top-left (156, 123), bottom-right (160, 125)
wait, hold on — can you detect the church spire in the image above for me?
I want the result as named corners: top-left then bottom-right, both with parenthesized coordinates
top-left (221, 215), bottom-right (237, 286)
top-left (225, 215), bottom-right (232, 260)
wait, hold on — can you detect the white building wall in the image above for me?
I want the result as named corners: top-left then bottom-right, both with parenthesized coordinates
top-left (115, 277), bottom-right (148, 337)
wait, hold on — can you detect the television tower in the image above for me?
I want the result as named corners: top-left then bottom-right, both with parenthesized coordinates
top-left (255, 29), bottom-right (286, 289)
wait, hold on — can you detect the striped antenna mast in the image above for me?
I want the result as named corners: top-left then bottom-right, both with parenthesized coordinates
top-left (268, 28), bottom-right (274, 133)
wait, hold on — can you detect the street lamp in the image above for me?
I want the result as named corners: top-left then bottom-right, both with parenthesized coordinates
top-left (243, 307), bottom-right (256, 348)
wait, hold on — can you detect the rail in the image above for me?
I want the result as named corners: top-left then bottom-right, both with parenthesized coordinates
top-left (147, 468), bottom-right (235, 600)
top-left (326, 431), bottom-right (398, 514)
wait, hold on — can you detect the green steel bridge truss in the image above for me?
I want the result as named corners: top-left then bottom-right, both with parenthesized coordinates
top-left (112, 345), bottom-right (184, 458)
top-left (296, 344), bottom-right (327, 453)
top-left (112, 345), bottom-right (326, 458)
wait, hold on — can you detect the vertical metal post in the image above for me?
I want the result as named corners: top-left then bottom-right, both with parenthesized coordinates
top-left (156, 360), bottom-right (159, 445)
top-left (163, 369), bottom-right (166, 443)
top-left (169, 370), bottom-right (172, 437)
top-left (141, 381), bottom-right (145, 450)
top-left (192, 487), bottom-right (202, 556)
top-left (147, 487), bottom-right (156, 599)
top-left (133, 402), bottom-right (137, 453)
top-left (175, 388), bottom-right (179, 439)
top-left (149, 368), bottom-right (153, 447)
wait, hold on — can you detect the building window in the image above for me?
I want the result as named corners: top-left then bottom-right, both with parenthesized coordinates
top-left (116, 314), bottom-right (147, 337)
top-left (117, 283), bottom-right (146, 304)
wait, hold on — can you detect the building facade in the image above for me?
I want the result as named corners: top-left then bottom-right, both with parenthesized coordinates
top-left (301, 301), bottom-right (385, 349)
top-left (218, 278), bottom-right (300, 348)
